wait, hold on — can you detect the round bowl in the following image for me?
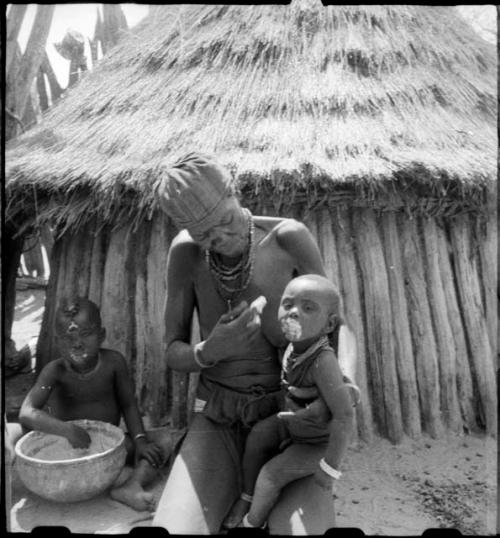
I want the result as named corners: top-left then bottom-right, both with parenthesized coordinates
top-left (15, 419), bottom-right (127, 502)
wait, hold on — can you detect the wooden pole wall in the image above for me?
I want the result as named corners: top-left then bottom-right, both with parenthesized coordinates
top-left (449, 216), bottom-right (497, 435)
top-left (352, 209), bottom-right (403, 443)
top-left (380, 212), bottom-right (421, 439)
top-left (421, 218), bottom-right (462, 433)
top-left (433, 222), bottom-right (476, 432)
top-left (399, 216), bottom-right (443, 438)
top-left (334, 208), bottom-right (373, 443)
top-left (36, 207), bottom-right (496, 440)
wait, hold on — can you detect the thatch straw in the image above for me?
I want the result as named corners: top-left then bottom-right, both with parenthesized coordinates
top-left (6, 3), bottom-right (497, 234)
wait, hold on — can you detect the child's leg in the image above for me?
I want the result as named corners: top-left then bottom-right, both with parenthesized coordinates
top-left (242, 414), bottom-right (285, 494)
top-left (246, 441), bottom-right (325, 527)
top-left (223, 415), bottom-right (284, 528)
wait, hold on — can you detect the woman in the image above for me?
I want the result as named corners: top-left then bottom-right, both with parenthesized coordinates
top-left (152, 152), bottom-right (351, 534)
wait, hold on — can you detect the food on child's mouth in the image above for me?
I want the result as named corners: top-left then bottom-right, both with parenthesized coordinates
top-left (281, 318), bottom-right (302, 341)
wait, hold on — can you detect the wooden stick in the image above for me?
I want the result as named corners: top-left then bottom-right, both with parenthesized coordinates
top-left (421, 218), bottom-right (461, 432)
top-left (434, 222), bottom-right (476, 431)
top-left (399, 215), bottom-right (443, 438)
top-left (146, 213), bottom-right (173, 426)
top-left (380, 212), bottom-right (421, 438)
top-left (335, 207), bottom-right (373, 443)
top-left (477, 209), bottom-right (497, 359)
top-left (449, 216), bottom-right (497, 435)
top-left (100, 222), bottom-right (135, 364)
top-left (36, 238), bottom-right (63, 372)
top-left (88, 223), bottom-right (107, 306)
top-left (352, 208), bottom-right (403, 443)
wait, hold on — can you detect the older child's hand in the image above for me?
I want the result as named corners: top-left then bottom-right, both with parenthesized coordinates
top-left (66, 423), bottom-right (91, 448)
top-left (135, 438), bottom-right (164, 468)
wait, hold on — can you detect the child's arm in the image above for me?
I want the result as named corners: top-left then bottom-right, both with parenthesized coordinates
top-left (312, 350), bottom-right (355, 484)
top-left (19, 362), bottom-right (91, 448)
top-left (113, 354), bottom-right (164, 467)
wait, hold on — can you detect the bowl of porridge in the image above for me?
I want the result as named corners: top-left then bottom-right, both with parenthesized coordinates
top-left (15, 419), bottom-right (126, 502)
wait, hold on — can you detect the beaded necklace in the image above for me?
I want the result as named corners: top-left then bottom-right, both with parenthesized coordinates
top-left (205, 208), bottom-right (255, 307)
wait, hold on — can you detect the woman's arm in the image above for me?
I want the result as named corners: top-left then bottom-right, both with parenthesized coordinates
top-left (164, 233), bottom-right (203, 372)
top-left (276, 219), bottom-right (326, 277)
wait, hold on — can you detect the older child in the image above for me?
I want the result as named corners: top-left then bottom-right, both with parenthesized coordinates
top-left (223, 274), bottom-right (357, 529)
top-left (18, 297), bottom-right (166, 511)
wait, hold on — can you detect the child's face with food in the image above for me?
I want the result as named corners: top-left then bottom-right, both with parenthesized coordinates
top-left (57, 308), bottom-right (103, 368)
top-left (278, 279), bottom-right (334, 344)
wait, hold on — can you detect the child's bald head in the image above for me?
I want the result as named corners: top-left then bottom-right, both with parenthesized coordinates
top-left (279, 275), bottom-right (344, 343)
top-left (287, 274), bottom-right (343, 317)
top-left (55, 297), bottom-right (102, 335)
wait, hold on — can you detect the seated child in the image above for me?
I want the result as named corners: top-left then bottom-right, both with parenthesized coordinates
top-left (18, 296), bottom-right (167, 511)
top-left (223, 274), bottom-right (358, 529)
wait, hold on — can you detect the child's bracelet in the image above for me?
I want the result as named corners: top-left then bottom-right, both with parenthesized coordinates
top-left (134, 433), bottom-right (147, 442)
top-left (319, 458), bottom-right (342, 479)
top-left (193, 342), bottom-right (214, 369)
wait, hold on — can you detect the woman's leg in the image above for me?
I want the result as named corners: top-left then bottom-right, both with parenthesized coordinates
top-left (224, 415), bottom-right (284, 528)
top-left (152, 413), bottom-right (241, 534)
top-left (266, 441), bottom-right (336, 535)
top-left (247, 442), bottom-right (325, 528)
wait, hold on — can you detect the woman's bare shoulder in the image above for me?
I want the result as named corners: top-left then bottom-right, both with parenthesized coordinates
top-left (254, 215), bottom-right (303, 238)
top-left (169, 229), bottom-right (202, 259)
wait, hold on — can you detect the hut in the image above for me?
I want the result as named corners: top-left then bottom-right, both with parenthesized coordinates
top-left (6, 3), bottom-right (497, 443)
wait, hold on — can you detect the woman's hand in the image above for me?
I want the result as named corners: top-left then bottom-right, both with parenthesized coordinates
top-left (201, 301), bottom-right (263, 363)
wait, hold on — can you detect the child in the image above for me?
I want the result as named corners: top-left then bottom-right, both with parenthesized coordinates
top-left (223, 274), bottom-right (357, 529)
top-left (18, 296), bottom-right (166, 511)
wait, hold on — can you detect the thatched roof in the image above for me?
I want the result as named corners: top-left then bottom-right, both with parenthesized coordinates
top-left (6, 2), bottom-right (497, 235)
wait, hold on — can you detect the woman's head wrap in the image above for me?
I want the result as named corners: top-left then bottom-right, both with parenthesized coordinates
top-left (156, 153), bottom-right (234, 236)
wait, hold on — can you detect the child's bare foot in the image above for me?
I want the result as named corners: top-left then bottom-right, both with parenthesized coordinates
top-left (110, 480), bottom-right (155, 512)
top-left (113, 465), bottom-right (134, 488)
top-left (223, 498), bottom-right (251, 529)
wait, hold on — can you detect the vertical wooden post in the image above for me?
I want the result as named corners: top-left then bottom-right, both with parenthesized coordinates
top-left (6, 4), bottom-right (28, 76)
top-left (380, 212), bottom-right (421, 438)
top-left (36, 236), bottom-right (63, 372)
top-left (335, 207), bottom-right (373, 443)
top-left (434, 222), bottom-right (476, 431)
top-left (88, 225), bottom-right (108, 306)
top-left (36, 68), bottom-right (49, 111)
top-left (353, 208), bottom-right (403, 443)
top-left (449, 216), bottom-right (497, 435)
top-left (315, 208), bottom-right (341, 288)
top-left (421, 218), bottom-right (461, 432)
top-left (13, 5), bottom-right (55, 120)
top-left (134, 219), bottom-right (152, 419)
top-left (477, 207), bottom-right (497, 358)
top-left (41, 51), bottom-right (63, 104)
top-left (399, 215), bottom-right (443, 438)
top-left (100, 222), bottom-right (136, 367)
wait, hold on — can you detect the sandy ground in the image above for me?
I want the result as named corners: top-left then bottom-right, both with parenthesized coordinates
top-left (6, 288), bottom-right (498, 534)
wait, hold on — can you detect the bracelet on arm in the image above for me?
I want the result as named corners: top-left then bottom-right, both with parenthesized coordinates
top-left (134, 433), bottom-right (147, 442)
top-left (319, 458), bottom-right (342, 479)
top-left (193, 341), bottom-right (214, 369)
